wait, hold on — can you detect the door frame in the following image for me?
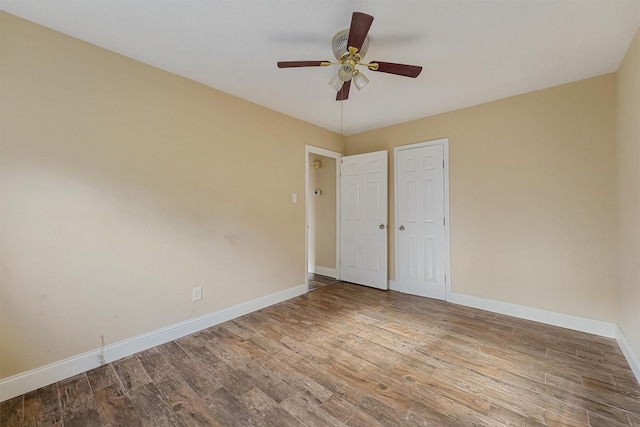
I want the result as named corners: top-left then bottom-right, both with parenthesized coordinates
top-left (305, 145), bottom-right (343, 291)
top-left (393, 138), bottom-right (452, 300)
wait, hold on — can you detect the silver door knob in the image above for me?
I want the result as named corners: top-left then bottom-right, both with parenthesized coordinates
top-left (399, 225), bottom-right (405, 231)
top-left (379, 224), bottom-right (385, 230)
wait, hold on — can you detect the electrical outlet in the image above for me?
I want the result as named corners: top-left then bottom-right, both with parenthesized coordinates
top-left (192, 286), bottom-right (202, 302)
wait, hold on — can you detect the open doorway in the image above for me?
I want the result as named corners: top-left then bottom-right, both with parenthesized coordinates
top-left (305, 146), bottom-right (342, 291)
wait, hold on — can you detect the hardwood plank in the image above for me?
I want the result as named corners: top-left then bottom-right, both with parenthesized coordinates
top-left (199, 386), bottom-right (258, 427)
top-left (280, 394), bottom-right (347, 426)
top-left (129, 382), bottom-right (185, 427)
top-left (588, 410), bottom-right (634, 427)
top-left (112, 356), bottom-right (152, 391)
top-left (166, 386), bottom-right (223, 427)
top-left (93, 382), bottom-right (142, 426)
top-left (208, 362), bottom-right (255, 397)
top-left (465, 369), bottom-right (589, 426)
top-left (22, 383), bottom-right (63, 427)
top-left (356, 395), bottom-right (415, 427)
top-left (86, 365), bottom-right (120, 392)
top-left (320, 395), bottom-right (387, 427)
top-left (246, 331), bottom-right (304, 363)
top-left (405, 400), bottom-right (460, 427)
top-left (227, 355), bottom-right (297, 404)
top-left (58, 374), bottom-right (102, 427)
top-left (328, 362), bottom-right (414, 413)
top-left (486, 404), bottom-right (547, 427)
top-left (293, 356), bottom-right (368, 407)
top-left (0, 395), bottom-right (23, 426)
top-left (546, 372), bottom-right (640, 415)
top-left (175, 333), bottom-right (222, 363)
top-left (542, 409), bottom-right (590, 427)
top-left (237, 387), bottom-right (300, 427)
top-left (501, 370), bottom-right (632, 425)
top-left (136, 347), bottom-right (189, 397)
top-left (162, 348), bottom-right (222, 402)
top-left (4, 282), bottom-right (639, 427)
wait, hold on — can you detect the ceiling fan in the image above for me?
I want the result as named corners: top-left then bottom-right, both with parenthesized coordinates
top-left (277, 12), bottom-right (422, 101)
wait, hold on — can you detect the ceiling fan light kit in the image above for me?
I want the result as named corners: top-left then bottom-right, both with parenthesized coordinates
top-left (329, 73), bottom-right (345, 91)
top-left (352, 71), bottom-right (369, 90)
top-left (277, 11), bottom-right (422, 101)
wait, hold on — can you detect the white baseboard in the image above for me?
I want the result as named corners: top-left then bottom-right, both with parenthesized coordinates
top-left (313, 266), bottom-right (337, 279)
top-left (0, 284), bottom-right (307, 402)
top-left (388, 280), bottom-right (398, 291)
top-left (447, 292), bottom-right (617, 338)
top-left (616, 325), bottom-right (640, 385)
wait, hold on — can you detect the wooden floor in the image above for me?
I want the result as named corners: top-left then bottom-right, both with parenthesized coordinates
top-left (308, 273), bottom-right (339, 291)
top-left (2, 282), bottom-right (640, 426)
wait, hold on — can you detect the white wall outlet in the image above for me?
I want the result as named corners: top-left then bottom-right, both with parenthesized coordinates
top-left (291, 192), bottom-right (298, 203)
top-left (192, 286), bottom-right (202, 302)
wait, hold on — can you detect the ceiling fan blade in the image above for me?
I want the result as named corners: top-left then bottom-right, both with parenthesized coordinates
top-left (347, 12), bottom-right (374, 52)
top-left (336, 80), bottom-right (351, 101)
top-left (370, 61), bottom-right (422, 78)
top-left (277, 61), bottom-right (329, 68)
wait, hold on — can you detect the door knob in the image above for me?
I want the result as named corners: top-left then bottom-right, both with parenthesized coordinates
top-left (399, 225), bottom-right (405, 231)
top-left (379, 224), bottom-right (386, 230)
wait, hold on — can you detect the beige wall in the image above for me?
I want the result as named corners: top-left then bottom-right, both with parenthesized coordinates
top-left (0, 13), bottom-right (342, 379)
top-left (0, 10), bottom-right (633, 384)
top-left (308, 154), bottom-right (337, 272)
top-left (345, 74), bottom-right (618, 322)
top-left (617, 28), bottom-right (640, 359)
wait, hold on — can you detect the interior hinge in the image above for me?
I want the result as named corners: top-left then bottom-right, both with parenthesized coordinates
top-left (442, 160), bottom-right (445, 168)
top-left (443, 217), bottom-right (446, 226)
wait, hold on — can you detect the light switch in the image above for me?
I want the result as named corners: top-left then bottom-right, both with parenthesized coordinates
top-left (292, 193), bottom-right (298, 203)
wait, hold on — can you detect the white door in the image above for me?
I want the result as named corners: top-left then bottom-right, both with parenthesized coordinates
top-left (396, 144), bottom-right (446, 299)
top-left (340, 151), bottom-right (388, 289)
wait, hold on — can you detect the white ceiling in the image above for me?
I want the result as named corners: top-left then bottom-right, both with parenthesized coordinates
top-left (1, 0), bottom-right (639, 135)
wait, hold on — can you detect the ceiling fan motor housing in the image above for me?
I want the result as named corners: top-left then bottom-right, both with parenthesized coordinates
top-left (331, 29), bottom-right (369, 60)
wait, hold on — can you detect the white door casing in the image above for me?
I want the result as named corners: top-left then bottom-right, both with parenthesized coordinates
top-left (305, 145), bottom-right (343, 290)
top-left (340, 151), bottom-right (388, 289)
top-left (395, 141), bottom-right (448, 299)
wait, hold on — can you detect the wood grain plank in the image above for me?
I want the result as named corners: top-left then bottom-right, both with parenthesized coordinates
top-left (136, 347), bottom-right (189, 397)
top-left (93, 382), bottom-right (143, 426)
top-left (5, 282), bottom-right (640, 427)
top-left (320, 394), bottom-right (387, 427)
top-left (86, 365), bottom-right (120, 392)
top-left (112, 356), bottom-right (152, 391)
top-left (129, 382), bottom-right (185, 427)
top-left (237, 387), bottom-right (300, 427)
top-left (628, 411), bottom-right (640, 427)
top-left (58, 374), bottom-right (102, 427)
top-left (0, 395), bottom-right (23, 427)
top-left (546, 372), bottom-right (640, 415)
top-left (22, 384), bottom-right (63, 426)
top-left (279, 394), bottom-right (346, 427)
top-left (167, 386), bottom-right (223, 427)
